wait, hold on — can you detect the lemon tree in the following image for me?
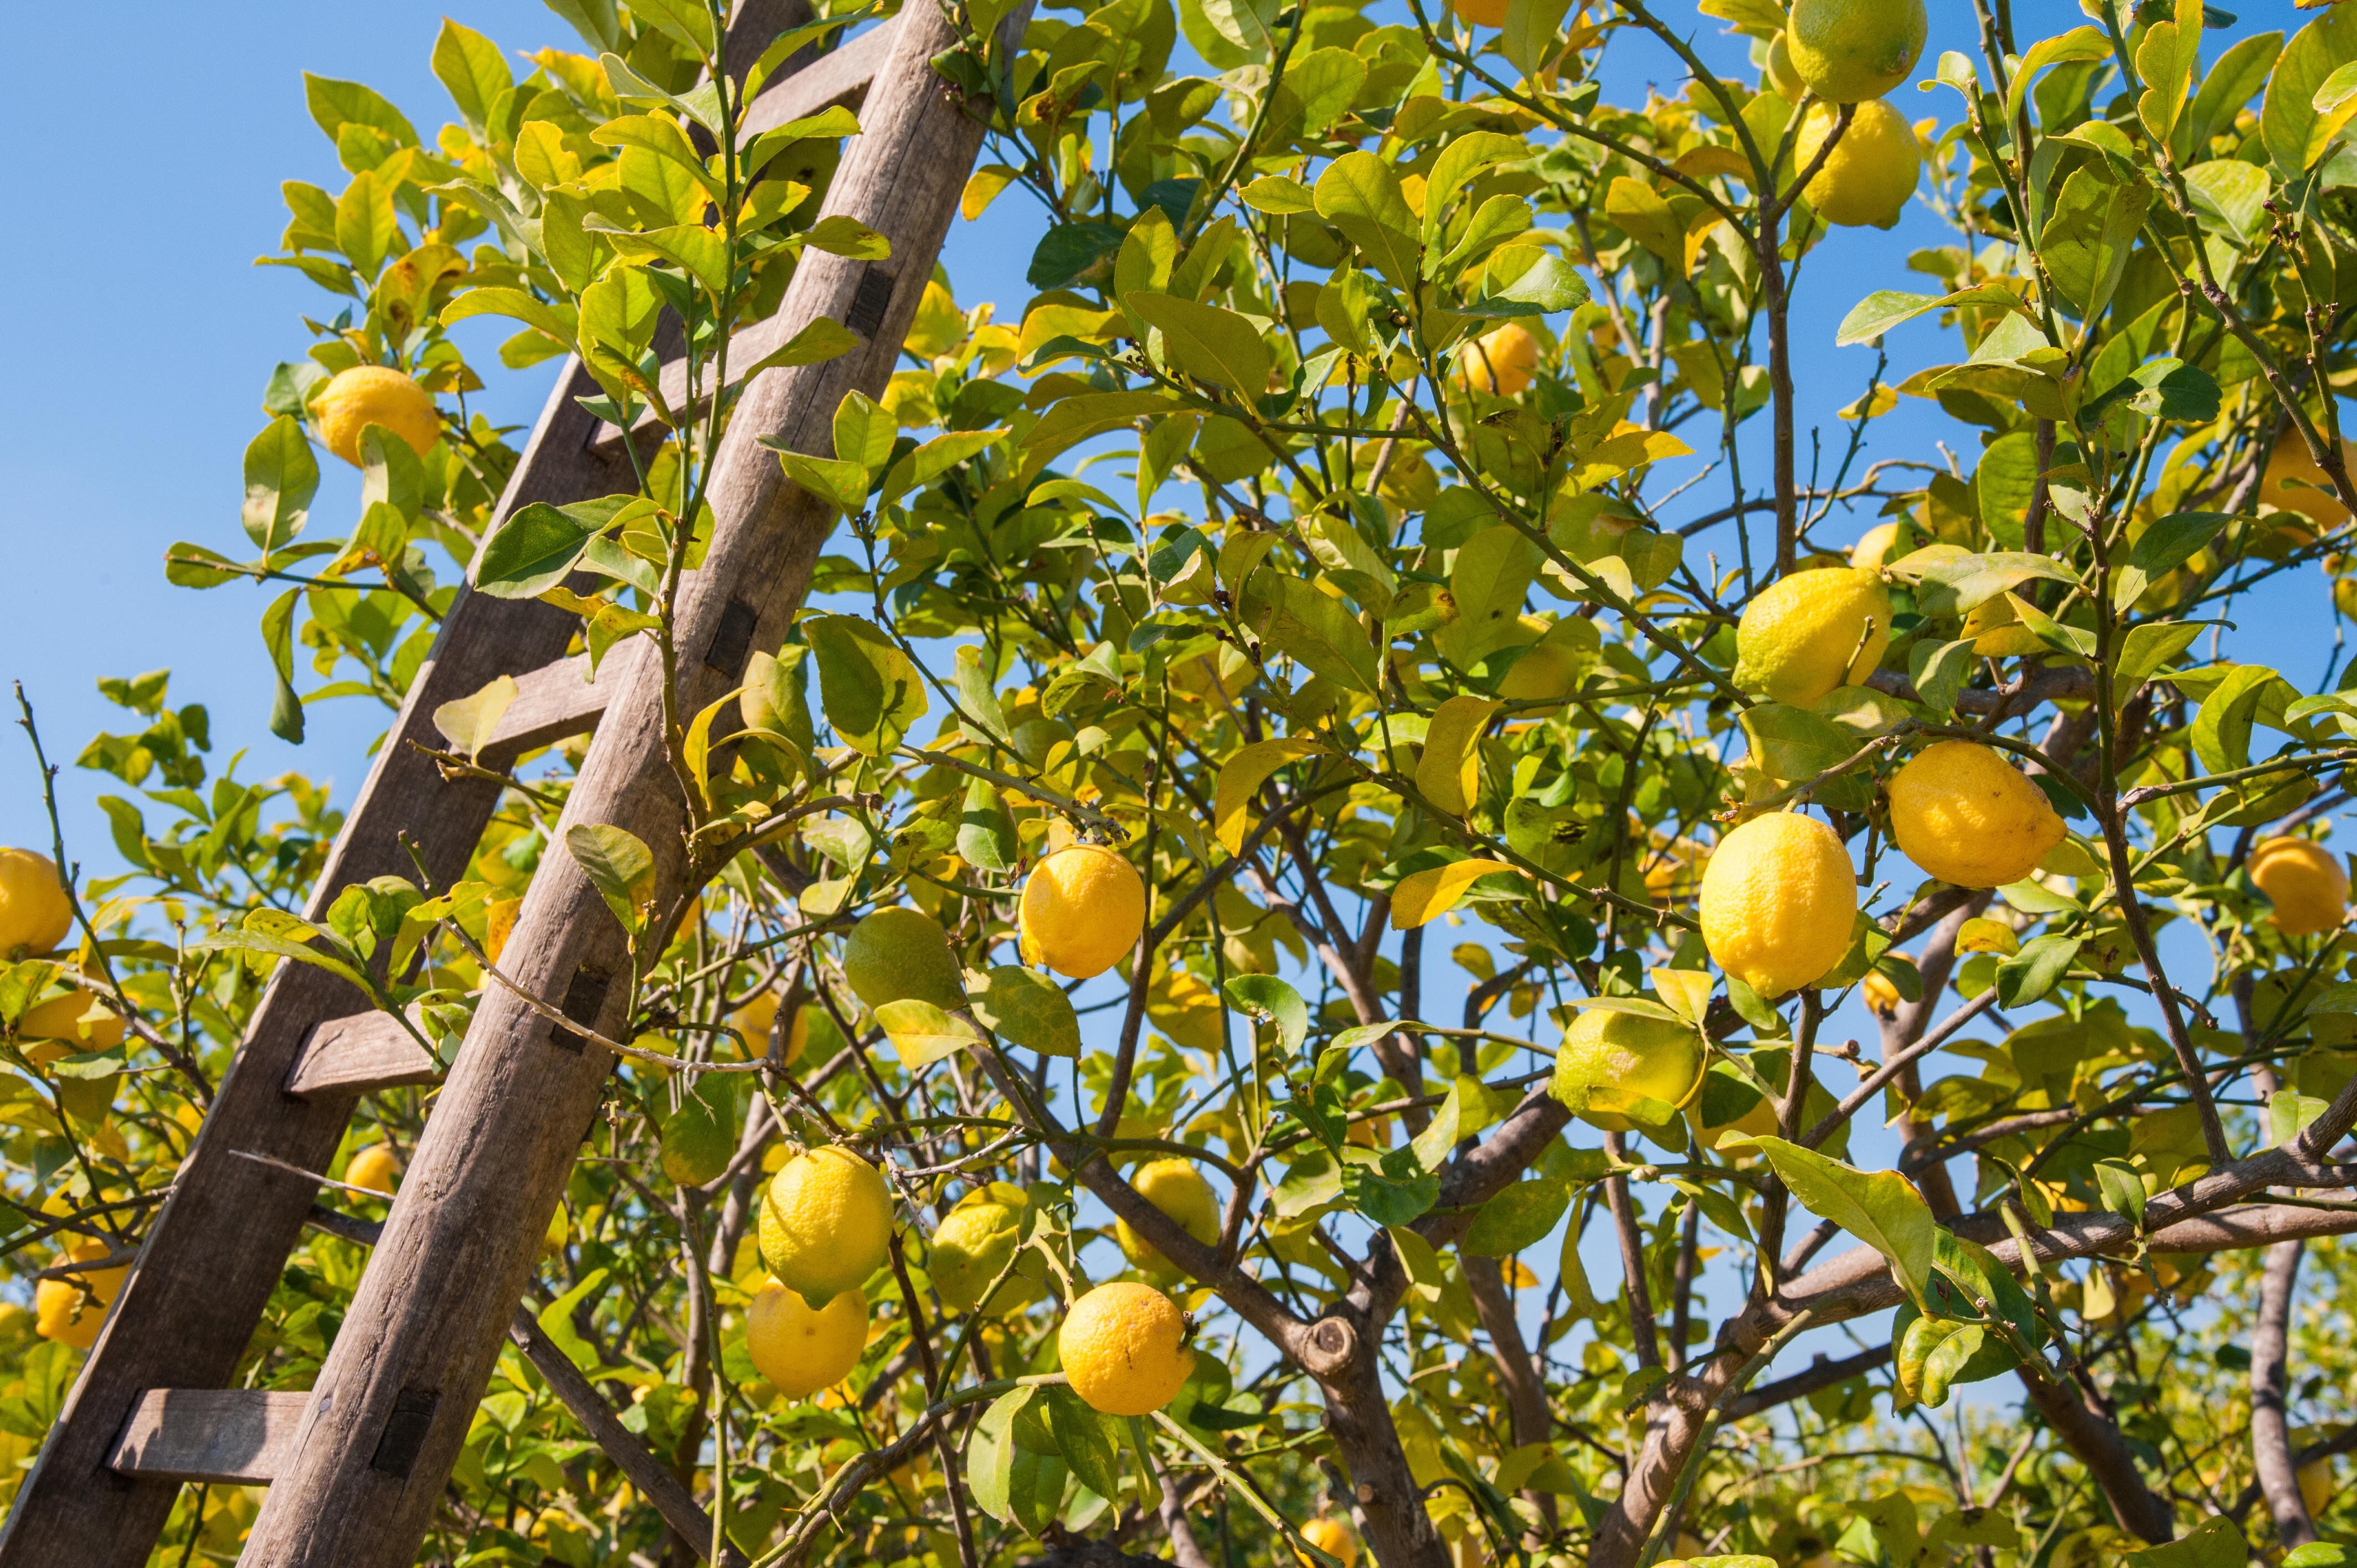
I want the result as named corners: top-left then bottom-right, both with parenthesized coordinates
top-left (23, 2), bottom-right (2357, 1567)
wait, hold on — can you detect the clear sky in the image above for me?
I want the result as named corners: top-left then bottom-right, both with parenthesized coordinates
top-left (0, 0), bottom-right (2334, 868)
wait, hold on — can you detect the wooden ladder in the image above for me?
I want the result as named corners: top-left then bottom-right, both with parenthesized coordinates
top-left (0, 3), bottom-right (1003, 1562)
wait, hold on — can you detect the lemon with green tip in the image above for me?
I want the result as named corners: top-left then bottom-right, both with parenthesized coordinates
top-left (930, 1185), bottom-right (1042, 1314)
top-left (1549, 1007), bottom-right (1705, 1132)
top-left (1733, 567), bottom-right (1892, 706)
top-left (841, 906), bottom-right (965, 1011)
top-left (1787, 0), bottom-right (1926, 102)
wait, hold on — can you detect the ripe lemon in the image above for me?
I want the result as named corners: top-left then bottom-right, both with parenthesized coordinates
top-left (1299, 1517), bottom-right (1361, 1568)
top-left (1850, 522), bottom-right (1906, 570)
top-left (930, 1185), bottom-right (1041, 1314)
top-left (1699, 812), bottom-right (1857, 998)
top-left (1795, 100), bottom-right (1920, 229)
top-left (0, 849), bottom-right (72, 957)
top-left (2260, 429), bottom-right (2357, 534)
top-left (1115, 1158), bottom-right (1221, 1280)
top-left (313, 365), bottom-right (442, 467)
top-left (841, 906), bottom-right (965, 1010)
top-left (1886, 741), bottom-right (2066, 889)
top-left (730, 990), bottom-right (807, 1065)
top-left (2302, 1456), bottom-right (2337, 1518)
top-left (35, 1238), bottom-right (126, 1349)
top-left (18, 991), bottom-right (125, 1065)
top-left (1787, 0), bottom-right (1926, 102)
top-left (344, 1144), bottom-right (402, 1195)
top-left (1457, 323), bottom-right (1541, 396)
top-left (1733, 567), bottom-right (1891, 705)
top-left (759, 1144), bottom-right (893, 1307)
top-left (2251, 837), bottom-right (2349, 936)
top-left (1764, 31), bottom-right (1806, 102)
top-left (1861, 969), bottom-right (1902, 1017)
top-left (1020, 844), bottom-right (1146, 979)
top-left (1058, 1281), bottom-right (1194, 1416)
top-left (1549, 1007), bottom-right (1705, 1132)
top-left (745, 1278), bottom-right (869, 1399)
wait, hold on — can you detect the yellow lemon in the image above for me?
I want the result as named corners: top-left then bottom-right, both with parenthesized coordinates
top-left (1058, 1281), bottom-right (1194, 1416)
top-left (1886, 741), bottom-right (2067, 890)
top-left (2302, 1456), bottom-right (2337, 1519)
top-left (1020, 844), bottom-right (1146, 979)
top-left (344, 1144), bottom-right (402, 1195)
top-left (1796, 100), bottom-right (1921, 229)
top-left (2260, 429), bottom-right (2357, 534)
top-left (745, 1278), bottom-right (869, 1398)
top-left (1299, 1517), bottom-right (1361, 1568)
top-left (1850, 522), bottom-right (1905, 570)
top-left (1455, 0), bottom-right (1507, 25)
top-left (930, 1187), bottom-right (1041, 1314)
top-left (1457, 323), bottom-right (1541, 396)
top-left (759, 1144), bottom-right (893, 1307)
top-left (1549, 1007), bottom-right (1704, 1132)
top-left (1787, 0), bottom-right (1926, 102)
top-left (0, 850), bottom-right (71, 957)
top-left (731, 990), bottom-right (809, 1066)
top-left (1115, 1158), bottom-right (1221, 1280)
top-left (1764, 30), bottom-right (1806, 101)
top-left (1861, 969), bottom-right (1902, 1017)
top-left (1699, 813), bottom-right (1857, 998)
top-left (1733, 567), bottom-right (1891, 705)
top-left (2251, 837), bottom-right (2349, 936)
top-left (18, 992), bottom-right (125, 1066)
top-left (35, 1238), bottom-right (126, 1349)
top-left (841, 906), bottom-right (965, 1010)
top-left (313, 365), bottom-right (441, 467)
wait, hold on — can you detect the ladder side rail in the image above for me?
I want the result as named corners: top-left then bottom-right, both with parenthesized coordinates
top-left (234, 8), bottom-right (1018, 1563)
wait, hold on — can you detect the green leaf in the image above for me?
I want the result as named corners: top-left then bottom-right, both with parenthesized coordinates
top-left (242, 417), bottom-right (318, 555)
top-left (1041, 1384), bottom-right (1126, 1502)
top-left (475, 500), bottom-right (604, 598)
top-left (2124, 1517), bottom-right (2250, 1568)
top-left (1902, 550), bottom-right (2077, 616)
top-left (1907, 639), bottom-right (1974, 715)
top-left (334, 170), bottom-right (399, 281)
top-left (2131, 512), bottom-right (2235, 580)
top-left (2193, 663), bottom-right (2280, 774)
top-left (1126, 290), bottom-right (1271, 397)
top-left (1423, 132), bottom-right (1529, 245)
top-left (966, 964), bottom-right (1081, 1058)
top-left (2262, 3), bottom-right (2357, 174)
top-left (1995, 935), bottom-right (2081, 1008)
top-left (1499, 0), bottom-right (1574, 79)
top-left (190, 920), bottom-right (370, 996)
top-left (1314, 153), bottom-right (1422, 288)
top-left (1463, 1176), bottom-right (1572, 1255)
top-left (431, 19), bottom-right (513, 135)
top-left (1224, 973), bottom-right (1305, 1052)
top-left (806, 613), bottom-right (928, 756)
top-left (2093, 1157), bottom-right (2148, 1228)
top-left (874, 999), bottom-right (980, 1070)
top-left (305, 74), bottom-right (419, 149)
top-left (1239, 572), bottom-right (1381, 693)
top-left (2004, 26), bottom-right (2111, 127)
top-left (1744, 1136), bottom-right (1938, 1309)
top-left (770, 450), bottom-right (871, 516)
top-left (953, 645), bottom-right (1015, 746)
top-left (1435, 523), bottom-right (1542, 668)
top-left (1409, 1078), bottom-right (1464, 1172)
top-left (881, 429), bottom-right (1008, 509)
top-left (1241, 174), bottom-right (1318, 214)
top-left (955, 778), bottom-right (1018, 874)
top-left (2116, 622), bottom-right (2205, 689)
top-left (261, 588), bottom-right (305, 744)
top-left (566, 822), bottom-right (655, 936)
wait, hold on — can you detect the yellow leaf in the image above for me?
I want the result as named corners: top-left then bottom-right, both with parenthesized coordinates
top-left (1392, 859), bottom-right (1522, 929)
top-left (1649, 968), bottom-right (1713, 1025)
top-left (1954, 917), bottom-right (2020, 956)
top-left (1673, 145), bottom-right (1756, 185)
top-left (1838, 385), bottom-right (1898, 421)
top-left (962, 164), bottom-right (1020, 221)
top-left (1413, 695), bottom-right (1501, 816)
top-left (874, 1000), bottom-right (980, 1070)
top-left (1214, 738), bottom-right (1324, 855)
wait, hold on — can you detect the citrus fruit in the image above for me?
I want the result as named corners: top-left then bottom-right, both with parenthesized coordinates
top-left (1457, 323), bottom-right (1541, 396)
top-left (929, 1184), bottom-right (1041, 1314)
top-left (1732, 566), bottom-right (1892, 705)
top-left (1764, 30), bottom-right (1805, 101)
top-left (2260, 428), bottom-right (2357, 533)
top-left (660, 1096), bottom-right (734, 1186)
top-left (759, 1144), bottom-right (893, 1307)
top-left (2302, 1456), bottom-right (2337, 1518)
top-left (841, 906), bottom-right (966, 1011)
top-left (345, 1144), bottom-right (402, 1195)
top-left (1549, 1006), bottom-right (1705, 1132)
top-left (745, 1278), bottom-right (869, 1399)
top-left (1020, 843), bottom-right (1146, 979)
top-left (1850, 522), bottom-right (1905, 570)
top-left (1886, 741), bottom-right (2067, 890)
top-left (35, 1237), bottom-right (126, 1349)
top-left (1455, 0), bottom-right (1507, 25)
top-left (1299, 1517), bottom-right (1361, 1568)
top-left (1058, 1281), bottom-right (1195, 1415)
top-left (1786, 0), bottom-right (1926, 102)
top-left (1861, 969), bottom-right (1902, 1017)
top-left (2251, 837), bottom-right (2349, 936)
top-left (1699, 812), bottom-right (1857, 998)
top-left (0, 849), bottom-right (72, 957)
top-left (730, 989), bottom-right (810, 1066)
top-left (18, 991), bottom-right (125, 1065)
top-left (1115, 1158), bottom-right (1221, 1279)
top-left (313, 365), bottom-right (442, 466)
top-left (1795, 100), bottom-right (1920, 229)
top-left (1692, 1058), bottom-right (1780, 1151)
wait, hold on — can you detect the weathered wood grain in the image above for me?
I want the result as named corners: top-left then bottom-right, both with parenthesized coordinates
top-left (475, 641), bottom-right (641, 766)
top-left (281, 1013), bottom-right (440, 1101)
top-left (0, 14), bottom-right (810, 1564)
top-left (234, 8), bottom-right (1026, 1564)
top-left (107, 1390), bottom-right (310, 1486)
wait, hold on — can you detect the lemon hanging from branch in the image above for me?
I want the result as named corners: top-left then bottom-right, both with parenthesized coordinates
top-left (1020, 842), bottom-right (1145, 978)
top-left (1699, 812), bottom-right (1858, 998)
top-left (1887, 740), bottom-right (2066, 890)
top-left (1059, 1281), bottom-right (1195, 1416)
top-left (1733, 567), bottom-right (1892, 706)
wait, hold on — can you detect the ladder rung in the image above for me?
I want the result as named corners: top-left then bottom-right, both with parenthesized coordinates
top-left (476, 641), bottom-right (642, 765)
top-left (589, 20), bottom-right (898, 458)
top-left (107, 1389), bottom-right (308, 1486)
top-left (282, 1013), bottom-right (440, 1101)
